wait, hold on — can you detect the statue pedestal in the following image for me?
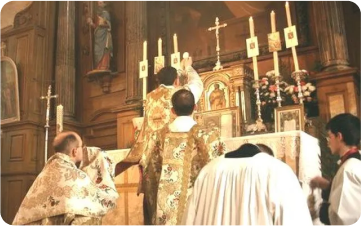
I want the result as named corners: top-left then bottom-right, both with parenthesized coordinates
top-left (85, 69), bottom-right (118, 93)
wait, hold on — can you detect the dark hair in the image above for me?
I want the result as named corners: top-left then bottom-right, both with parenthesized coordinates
top-left (53, 134), bottom-right (79, 154)
top-left (326, 113), bottom-right (360, 146)
top-left (256, 143), bottom-right (274, 156)
top-left (157, 66), bottom-right (177, 86)
top-left (171, 89), bottom-right (195, 116)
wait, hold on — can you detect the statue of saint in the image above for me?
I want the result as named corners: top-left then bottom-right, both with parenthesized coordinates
top-left (209, 83), bottom-right (226, 110)
top-left (87, 1), bottom-right (113, 71)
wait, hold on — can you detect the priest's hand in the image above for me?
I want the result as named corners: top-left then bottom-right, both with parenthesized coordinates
top-left (181, 56), bottom-right (193, 70)
top-left (310, 176), bottom-right (330, 190)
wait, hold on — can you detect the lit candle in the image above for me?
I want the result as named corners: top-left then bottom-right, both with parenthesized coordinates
top-left (143, 41), bottom-right (147, 61)
top-left (158, 38), bottom-right (162, 56)
top-left (249, 17), bottom-right (255, 37)
top-left (285, 2), bottom-right (292, 27)
top-left (271, 11), bottom-right (276, 32)
top-left (56, 104), bottom-right (63, 134)
top-left (270, 11), bottom-right (279, 76)
top-left (173, 34), bottom-right (178, 53)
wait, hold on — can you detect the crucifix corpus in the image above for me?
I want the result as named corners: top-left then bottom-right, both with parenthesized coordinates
top-left (208, 17), bottom-right (227, 71)
top-left (40, 85), bottom-right (58, 164)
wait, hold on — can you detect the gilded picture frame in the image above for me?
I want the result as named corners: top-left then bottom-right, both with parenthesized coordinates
top-left (274, 104), bottom-right (304, 132)
top-left (1, 56), bottom-right (20, 125)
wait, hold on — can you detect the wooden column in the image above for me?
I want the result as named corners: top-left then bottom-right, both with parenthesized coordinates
top-left (125, 2), bottom-right (147, 104)
top-left (55, 1), bottom-right (76, 119)
top-left (313, 2), bottom-right (351, 71)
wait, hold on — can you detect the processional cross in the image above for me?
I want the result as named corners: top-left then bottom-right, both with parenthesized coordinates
top-left (208, 17), bottom-right (227, 71)
top-left (40, 85), bottom-right (58, 164)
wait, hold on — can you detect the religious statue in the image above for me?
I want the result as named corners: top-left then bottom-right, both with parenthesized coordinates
top-left (87, 1), bottom-right (113, 71)
top-left (209, 83), bottom-right (226, 110)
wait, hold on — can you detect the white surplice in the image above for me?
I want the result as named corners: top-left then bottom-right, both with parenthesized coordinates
top-left (182, 153), bottom-right (313, 225)
top-left (328, 157), bottom-right (361, 225)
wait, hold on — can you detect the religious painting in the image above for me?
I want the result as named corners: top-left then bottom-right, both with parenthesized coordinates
top-left (206, 81), bottom-right (228, 111)
top-left (139, 60), bottom-right (148, 78)
top-left (194, 107), bottom-right (240, 138)
top-left (154, 56), bottom-right (165, 74)
top-left (268, 31), bottom-right (281, 52)
top-left (246, 37), bottom-right (259, 58)
top-left (284, 25), bottom-right (298, 48)
top-left (169, 1), bottom-right (297, 61)
top-left (274, 104), bottom-right (304, 132)
top-left (171, 52), bottom-right (181, 69)
top-left (1, 56), bottom-right (20, 125)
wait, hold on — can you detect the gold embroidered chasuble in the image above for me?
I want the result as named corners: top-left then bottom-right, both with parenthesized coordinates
top-left (12, 148), bottom-right (118, 225)
top-left (122, 86), bottom-right (178, 166)
top-left (142, 125), bottom-right (226, 225)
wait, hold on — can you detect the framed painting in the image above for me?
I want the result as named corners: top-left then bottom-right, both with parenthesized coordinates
top-left (274, 104), bottom-right (304, 132)
top-left (194, 107), bottom-right (240, 138)
top-left (1, 56), bottom-right (20, 124)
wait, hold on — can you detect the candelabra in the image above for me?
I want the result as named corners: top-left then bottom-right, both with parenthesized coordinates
top-left (254, 80), bottom-right (263, 123)
top-left (291, 70), bottom-right (307, 104)
top-left (269, 71), bottom-right (283, 107)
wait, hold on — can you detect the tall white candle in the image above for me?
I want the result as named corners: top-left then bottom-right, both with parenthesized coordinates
top-left (143, 78), bottom-right (147, 100)
top-left (292, 48), bottom-right (300, 71)
top-left (56, 104), bottom-right (63, 134)
top-left (143, 41), bottom-right (147, 61)
top-left (285, 2), bottom-right (292, 27)
top-left (271, 11), bottom-right (279, 76)
top-left (173, 34), bottom-right (178, 53)
top-left (249, 17), bottom-right (255, 37)
top-left (158, 38), bottom-right (162, 56)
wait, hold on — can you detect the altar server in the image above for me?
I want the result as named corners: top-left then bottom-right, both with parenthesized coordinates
top-left (310, 113), bottom-right (361, 225)
top-left (182, 143), bottom-right (313, 225)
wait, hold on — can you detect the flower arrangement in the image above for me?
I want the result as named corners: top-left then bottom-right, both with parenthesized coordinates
top-left (254, 70), bottom-right (289, 107)
top-left (284, 70), bottom-right (317, 105)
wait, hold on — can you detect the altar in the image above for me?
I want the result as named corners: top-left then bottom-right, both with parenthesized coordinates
top-left (103, 130), bottom-right (322, 225)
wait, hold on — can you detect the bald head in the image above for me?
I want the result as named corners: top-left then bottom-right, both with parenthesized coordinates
top-left (53, 131), bottom-right (82, 155)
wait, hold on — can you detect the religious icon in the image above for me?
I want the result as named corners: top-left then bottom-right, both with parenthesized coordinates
top-left (274, 105), bottom-right (304, 132)
top-left (139, 60), bottom-right (148, 78)
top-left (284, 25), bottom-right (299, 48)
top-left (268, 32), bottom-right (282, 52)
top-left (171, 52), bottom-right (180, 70)
top-left (288, 32), bottom-right (294, 39)
top-left (246, 37), bottom-right (259, 58)
top-left (209, 83), bottom-right (226, 110)
top-left (1, 56), bottom-right (20, 124)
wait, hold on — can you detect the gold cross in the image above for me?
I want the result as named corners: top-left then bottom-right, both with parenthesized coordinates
top-left (1, 41), bottom-right (6, 57)
top-left (208, 17), bottom-right (227, 71)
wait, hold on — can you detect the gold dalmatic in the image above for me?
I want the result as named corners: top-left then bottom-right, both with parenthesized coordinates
top-left (143, 125), bottom-right (226, 225)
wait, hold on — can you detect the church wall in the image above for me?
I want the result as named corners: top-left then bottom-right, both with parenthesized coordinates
top-left (1, 2), bottom-right (57, 223)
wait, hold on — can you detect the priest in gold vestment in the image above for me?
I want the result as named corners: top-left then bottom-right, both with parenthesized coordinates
top-left (115, 58), bottom-right (203, 224)
top-left (153, 89), bottom-right (226, 225)
top-left (12, 132), bottom-right (118, 225)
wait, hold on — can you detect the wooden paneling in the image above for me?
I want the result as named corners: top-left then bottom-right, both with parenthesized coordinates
top-left (9, 134), bottom-right (25, 161)
top-left (314, 68), bottom-right (360, 121)
top-left (1, 175), bottom-right (36, 224)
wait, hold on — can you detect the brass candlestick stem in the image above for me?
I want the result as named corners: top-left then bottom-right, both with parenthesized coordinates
top-left (291, 70), bottom-right (307, 104)
top-left (254, 80), bottom-right (263, 122)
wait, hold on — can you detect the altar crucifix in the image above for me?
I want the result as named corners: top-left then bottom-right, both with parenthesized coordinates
top-left (40, 85), bottom-right (58, 163)
top-left (208, 17), bottom-right (227, 71)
